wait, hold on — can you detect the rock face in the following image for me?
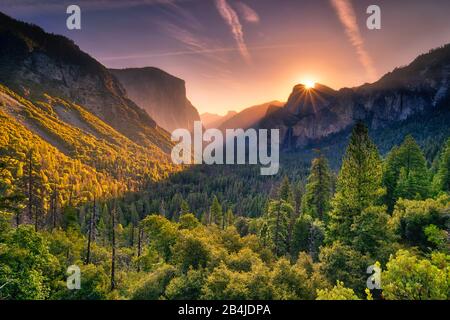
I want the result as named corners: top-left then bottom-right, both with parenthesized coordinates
top-left (0, 12), bottom-right (171, 151)
top-left (110, 67), bottom-right (200, 132)
top-left (260, 44), bottom-right (450, 149)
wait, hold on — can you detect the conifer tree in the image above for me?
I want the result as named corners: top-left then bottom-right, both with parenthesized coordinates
top-left (224, 208), bottom-right (234, 229)
top-left (266, 199), bottom-right (293, 256)
top-left (383, 135), bottom-right (430, 209)
top-left (180, 200), bottom-right (190, 216)
top-left (328, 122), bottom-right (384, 243)
top-left (279, 176), bottom-right (293, 204)
top-left (433, 138), bottom-right (450, 193)
top-left (302, 155), bottom-right (332, 221)
top-left (210, 196), bottom-right (223, 226)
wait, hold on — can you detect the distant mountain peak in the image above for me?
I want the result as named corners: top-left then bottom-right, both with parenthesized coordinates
top-left (110, 67), bottom-right (200, 132)
top-left (0, 11), bottom-right (172, 152)
top-left (261, 43), bottom-right (450, 149)
top-left (285, 83), bottom-right (337, 116)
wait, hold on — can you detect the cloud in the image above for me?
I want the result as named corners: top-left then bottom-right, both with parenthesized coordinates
top-left (0, 0), bottom-right (182, 12)
top-left (235, 2), bottom-right (260, 23)
top-left (215, 0), bottom-right (251, 62)
top-left (157, 20), bottom-right (231, 65)
top-left (330, 0), bottom-right (377, 81)
top-left (100, 43), bottom-right (302, 61)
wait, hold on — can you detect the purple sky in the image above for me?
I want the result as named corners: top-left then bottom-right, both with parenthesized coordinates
top-left (1, 0), bottom-right (450, 114)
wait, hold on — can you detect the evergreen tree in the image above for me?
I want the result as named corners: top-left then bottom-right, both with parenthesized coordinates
top-left (224, 208), bottom-right (234, 229)
top-left (383, 136), bottom-right (431, 210)
top-left (0, 149), bottom-right (25, 225)
top-left (265, 200), bottom-right (293, 256)
top-left (328, 122), bottom-right (384, 243)
top-left (180, 200), bottom-right (190, 216)
top-left (301, 155), bottom-right (332, 221)
top-left (279, 176), bottom-right (293, 204)
top-left (433, 138), bottom-right (450, 193)
top-left (210, 196), bottom-right (223, 226)
top-left (293, 181), bottom-right (304, 216)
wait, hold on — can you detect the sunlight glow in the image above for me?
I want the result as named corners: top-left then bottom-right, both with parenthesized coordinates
top-left (304, 80), bottom-right (315, 89)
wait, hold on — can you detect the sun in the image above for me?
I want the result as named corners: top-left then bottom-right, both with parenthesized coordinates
top-left (304, 80), bottom-right (315, 89)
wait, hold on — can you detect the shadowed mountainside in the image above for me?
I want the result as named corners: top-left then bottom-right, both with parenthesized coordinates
top-left (110, 67), bottom-right (200, 132)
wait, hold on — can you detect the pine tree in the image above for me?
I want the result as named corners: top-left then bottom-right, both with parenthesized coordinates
top-left (328, 122), bottom-right (384, 243)
top-left (383, 135), bottom-right (430, 208)
top-left (110, 199), bottom-right (117, 291)
top-left (433, 138), bottom-right (450, 193)
top-left (266, 199), bottom-right (293, 256)
top-left (0, 148), bottom-right (25, 225)
top-left (180, 200), bottom-right (190, 216)
top-left (22, 149), bottom-right (43, 229)
top-left (302, 155), bottom-right (332, 221)
top-left (224, 208), bottom-right (234, 229)
top-left (279, 176), bottom-right (293, 203)
top-left (85, 192), bottom-right (97, 265)
top-left (382, 146), bottom-right (402, 211)
top-left (210, 196), bottom-right (223, 226)
top-left (129, 203), bottom-right (139, 246)
top-left (293, 181), bottom-right (304, 216)
top-left (200, 211), bottom-right (210, 225)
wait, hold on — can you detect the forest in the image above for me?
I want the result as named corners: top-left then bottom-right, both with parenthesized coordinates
top-left (1, 117), bottom-right (449, 300)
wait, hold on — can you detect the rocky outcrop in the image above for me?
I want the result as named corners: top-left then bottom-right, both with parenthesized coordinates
top-left (260, 44), bottom-right (450, 149)
top-left (110, 67), bottom-right (200, 132)
top-left (0, 12), bottom-right (171, 151)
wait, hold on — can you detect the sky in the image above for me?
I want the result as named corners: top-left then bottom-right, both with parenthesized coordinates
top-left (1, 0), bottom-right (450, 115)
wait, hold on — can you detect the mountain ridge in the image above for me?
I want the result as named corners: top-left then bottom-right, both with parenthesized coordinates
top-left (259, 43), bottom-right (450, 149)
top-left (0, 11), bottom-right (172, 152)
top-left (110, 67), bottom-right (200, 132)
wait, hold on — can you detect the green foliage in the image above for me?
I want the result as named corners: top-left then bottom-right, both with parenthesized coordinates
top-left (270, 257), bottom-right (315, 299)
top-left (131, 264), bottom-right (177, 300)
top-left (316, 281), bottom-right (360, 300)
top-left (390, 196), bottom-right (449, 250)
top-left (383, 250), bottom-right (449, 300)
top-left (0, 109), bottom-right (448, 301)
top-left (172, 231), bottom-right (210, 272)
top-left (424, 225), bottom-right (448, 253)
top-left (433, 138), bottom-right (450, 193)
top-left (210, 196), bottom-right (223, 227)
top-left (383, 135), bottom-right (431, 211)
top-left (328, 122), bottom-right (385, 244)
top-left (291, 214), bottom-right (325, 260)
top-left (52, 264), bottom-right (109, 300)
top-left (351, 206), bottom-right (394, 258)
top-left (302, 156), bottom-right (332, 221)
top-left (141, 215), bottom-right (178, 261)
top-left (263, 200), bottom-right (293, 256)
top-left (178, 213), bottom-right (200, 230)
top-left (165, 268), bottom-right (206, 300)
top-left (278, 176), bottom-right (293, 203)
top-left (0, 225), bottom-right (59, 299)
top-left (319, 241), bottom-right (370, 295)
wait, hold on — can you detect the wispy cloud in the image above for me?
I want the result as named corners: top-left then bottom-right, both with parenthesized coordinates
top-left (100, 44), bottom-right (302, 61)
top-left (330, 0), bottom-right (377, 81)
top-left (157, 20), bottom-right (231, 65)
top-left (0, 0), bottom-right (181, 12)
top-left (235, 2), bottom-right (260, 23)
top-left (215, 0), bottom-right (251, 62)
